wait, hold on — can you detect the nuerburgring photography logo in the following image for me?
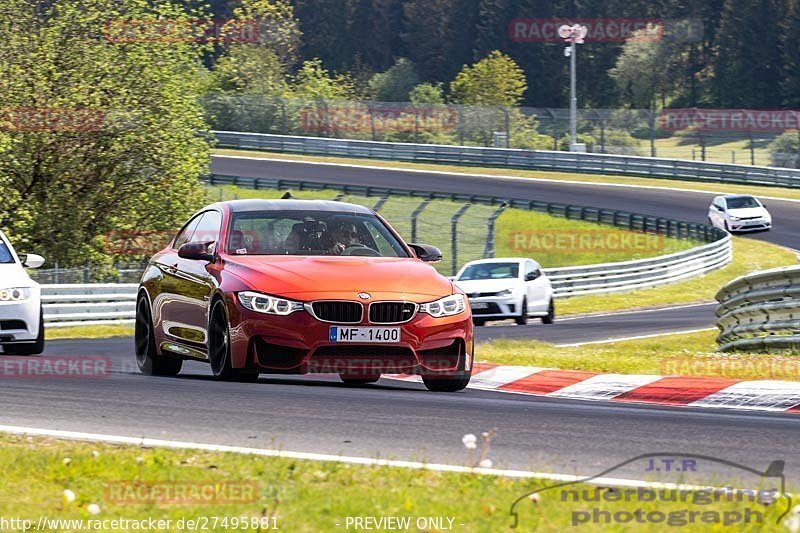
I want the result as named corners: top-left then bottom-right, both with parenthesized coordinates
top-left (509, 453), bottom-right (791, 529)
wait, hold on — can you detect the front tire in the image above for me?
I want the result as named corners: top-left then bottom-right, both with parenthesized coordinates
top-left (135, 295), bottom-right (182, 376)
top-left (422, 373), bottom-right (471, 392)
top-left (208, 299), bottom-right (259, 382)
top-left (514, 298), bottom-right (528, 326)
top-left (541, 299), bottom-right (555, 324)
top-left (472, 318), bottom-right (486, 327)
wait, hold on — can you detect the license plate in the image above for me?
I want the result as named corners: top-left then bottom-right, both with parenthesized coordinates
top-left (470, 302), bottom-right (489, 310)
top-left (329, 326), bottom-right (400, 343)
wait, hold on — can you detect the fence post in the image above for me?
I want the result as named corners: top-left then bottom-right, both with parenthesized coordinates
top-left (483, 203), bottom-right (509, 258)
top-left (451, 204), bottom-right (472, 275)
top-left (410, 198), bottom-right (433, 242)
top-left (504, 108), bottom-right (511, 148)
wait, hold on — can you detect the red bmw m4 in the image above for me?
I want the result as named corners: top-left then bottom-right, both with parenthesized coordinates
top-left (136, 199), bottom-right (474, 392)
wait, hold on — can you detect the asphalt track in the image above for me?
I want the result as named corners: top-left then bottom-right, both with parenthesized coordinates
top-left (0, 337), bottom-right (794, 486)
top-left (211, 155), bottom-right (800, 250)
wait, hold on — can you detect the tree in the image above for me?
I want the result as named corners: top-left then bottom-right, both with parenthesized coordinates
top-left (781, 0), bottom-right (800, 106)
top-left (713, 0), bottom-right (785, 107)
top-left (450, 51), bottom-right (527, 106)
top-left (0, 0), bottom-right (209, 268)
top-left (609, 24), bottom-right (681, 110)
top-left (367, 58), bottom-right (420, 101)
top-left (292, 59), bottom-right (357, 100)
top-left (409, 83), bottom-right (445, 104)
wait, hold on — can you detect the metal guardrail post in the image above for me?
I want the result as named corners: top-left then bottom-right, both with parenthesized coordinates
top-left (451, 204), bottom-right (472, 276)
top-left (410, 198), bottom-right (433, 243)
top-left (483, 202), bottom-right (509, 259)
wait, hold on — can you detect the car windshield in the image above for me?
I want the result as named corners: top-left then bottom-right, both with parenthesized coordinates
top-left (0, 241), bottom-right (14, 264)
top-left (726, 196), bottom-right (760, 209)
top-left (458, 263), bottom-right (519, 280)
top-left (227, 211), bottom-right (409, 257)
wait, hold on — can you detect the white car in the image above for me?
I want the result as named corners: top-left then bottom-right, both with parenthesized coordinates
top-left (454, 258), bottom-right (554, 326)
top-left (0, 230), bottom-right (45, 354)
top-left (708, 195), bottom-right (772, 233)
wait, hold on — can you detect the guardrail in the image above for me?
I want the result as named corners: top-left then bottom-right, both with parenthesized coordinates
top-left (41, 173), bottom-right (733, 327)
top-left (206, 174), bottom-right (732, 298)
top-left (42, 284), bottom-right (137, 328)
top-left (715, 266), bottom-right (800, 352)
top-left (213, 130), bottom-right (800, 189)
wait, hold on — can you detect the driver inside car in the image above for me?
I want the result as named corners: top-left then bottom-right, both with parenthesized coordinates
top-left (327, 222), bottom-right (360, 255)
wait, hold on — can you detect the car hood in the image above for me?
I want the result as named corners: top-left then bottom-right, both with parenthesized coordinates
top-left (454, 278), bottom-right (518, 294)
top-left (0, 263), bottom-right (36, 288)
top-left (223, 255), bottom-right (452, 301)
top-left (728, 207), bottom-right (768, 218)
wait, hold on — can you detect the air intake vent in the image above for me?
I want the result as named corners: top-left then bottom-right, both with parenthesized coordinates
top-left (311, 301), bottom-right (363, 323)
top-left (369, 302), bottom-right (417, 324)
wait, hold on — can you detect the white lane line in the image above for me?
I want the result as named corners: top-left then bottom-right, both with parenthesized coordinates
top-left (0, 424), bottom-right (768, 494)
top-left (468, 366), bottom-right (547, 390)
top-left (555, 328), bottom-right (717, 347)
top-left (213, 154), bottom-right (800, 204)
top-left (689, 381), bottom-right (800, 412)
top-left (554, 302), bottom-right (716, 322)
top-left (547, 374), bottom-right (664, 401)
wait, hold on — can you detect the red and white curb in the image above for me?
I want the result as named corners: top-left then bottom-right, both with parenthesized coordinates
top-left (389, 363), bottom-right (800, 413)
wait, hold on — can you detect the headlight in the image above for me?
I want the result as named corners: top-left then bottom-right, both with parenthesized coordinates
top-left (728, 216), bottom-right (740, 221)
top-left (420, 294), bottom-right (466, 317)
top-left (237, 291), bottom-right (304, 316)
top-left (0, 288), bottom-right (30, 301)
top-left (496, 289), bottom-right (513, 296)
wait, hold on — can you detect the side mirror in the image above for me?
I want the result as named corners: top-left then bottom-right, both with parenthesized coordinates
top-left (718, 205), bottom-right (726, 212)
top-left (178, 241), bottom-right (215, 262)
top-left (409, 243), bottom-right (442, 263)
top-left (23, 253), bottom-right (45, 269)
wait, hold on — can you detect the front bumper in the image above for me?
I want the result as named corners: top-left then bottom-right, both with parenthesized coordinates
top-left (228, 299), bottom-right (473, 376)
top-left (0, 293), bottom-right (41, 344)
top-left (467, 296), bottom-right (520, 318)
top-left (728, 219), bottom-right (772, 232)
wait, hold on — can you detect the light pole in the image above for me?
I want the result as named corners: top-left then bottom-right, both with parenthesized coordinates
top-left (558, 24), bottom-right (587, 152)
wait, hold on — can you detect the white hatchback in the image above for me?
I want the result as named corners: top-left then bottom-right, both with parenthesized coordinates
top-left (454, 258), bottom-right (554, 326)
top-left (0, 230), bottom-right (45, 354)
top-left (708, 195), bottom-right (772, 233)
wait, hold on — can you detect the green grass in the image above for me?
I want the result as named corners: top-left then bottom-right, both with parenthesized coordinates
top-left (651, 134), bottom-right (775, 166)
top-left (207, 183), bottom-right (700, 274)
top-left (0, 434), bottom-right (792, 531)
top-left (479, 329), bottom-right (798, 382)
top-left (557, 237), bottom-right (797, 315)
top-left (47, 325), bottom-right (134, 340)
top-left (214, 148), bottom-right (800, 201)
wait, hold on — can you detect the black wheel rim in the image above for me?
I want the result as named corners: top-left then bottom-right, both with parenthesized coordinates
top-left (135, 298), bottom-right (151, 365)
top-left (209, 304), bottom-right (229, 375)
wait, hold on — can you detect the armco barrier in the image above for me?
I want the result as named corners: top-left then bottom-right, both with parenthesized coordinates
top-left (42, 284), bottom-right (137, 328)
top-left (41, 175), bottom-right (733, 327)
top-left (213, 130), bottom-right (800, 188)
top-left (715, 266), bottom-right (800, 352)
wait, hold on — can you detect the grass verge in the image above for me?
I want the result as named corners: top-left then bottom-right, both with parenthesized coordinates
top-left (478, 329), bottom-right (798, 382)
top-left (206, 183), bottom-right (700, 270)
top-left (214, 148), bottom-right (800, 202)
top-left (0, 434), bottom-right (792, 531)
top-left (47, 325), bottom-right (134, 341)
top-left (556, 237), bottom-right (797, 316)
